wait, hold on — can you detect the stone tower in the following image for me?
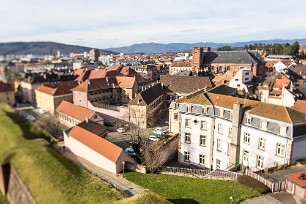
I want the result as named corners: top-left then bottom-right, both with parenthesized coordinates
top-left (192, 47), bottom-right (211, 71)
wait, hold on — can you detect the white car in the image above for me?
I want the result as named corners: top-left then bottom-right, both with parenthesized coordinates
top-left (39, 109), bottom-right (47, 114)
top-left (149, 135), bottom-right (160, 141)
top-left (26, 115), bottom-right (36, 122)
top-left (153, 127), bottom-right (164, 135)
top-left (125, 146), bottom-right (136, 156)
top-left (117, 127), bottom-right (125, 133)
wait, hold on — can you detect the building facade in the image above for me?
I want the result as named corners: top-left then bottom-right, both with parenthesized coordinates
top-left (0, 81), bottom-right (15, 106)
top-left (169, 91), bottom-right (306, 171)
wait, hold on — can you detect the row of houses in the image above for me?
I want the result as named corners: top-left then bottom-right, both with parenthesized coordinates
top-left (169, 91), bottom-right (306, 171)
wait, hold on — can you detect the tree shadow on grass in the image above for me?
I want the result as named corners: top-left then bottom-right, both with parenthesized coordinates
top-left (3, 110), bottom-right (45, 140)
top-left (168, 199), bottom-right (199, 204)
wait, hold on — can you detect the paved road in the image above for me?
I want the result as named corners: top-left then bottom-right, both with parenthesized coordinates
top-left (54, 142), bottom-right (145, 196)
top-left (241, 192), bottom-right (306, 204)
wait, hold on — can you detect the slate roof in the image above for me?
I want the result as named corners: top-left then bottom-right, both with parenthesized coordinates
top-left (203, 51), bottom-right (265, 65)
top-left (0, 81), bottom-right (14, 92)
top-left (67, 125), bottom-right (122, 163)
top-left (130, 83), bottom-right (164, 106)
top-left (24, 73), bottom-right (76, 84)
top-left (160, 75), bottom-right (213, 94)
top-left (77, 120), bottom-right (108, 138)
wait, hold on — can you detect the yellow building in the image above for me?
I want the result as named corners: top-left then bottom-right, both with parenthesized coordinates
top-left (35, 81), bottom-right (78, 114)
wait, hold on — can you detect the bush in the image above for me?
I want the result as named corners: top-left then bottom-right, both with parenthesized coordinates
top-left (238, 175), bottom-right (271, 194)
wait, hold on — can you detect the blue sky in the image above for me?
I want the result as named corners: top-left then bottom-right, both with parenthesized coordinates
top-left (1, 0), bottom-right (306, 48)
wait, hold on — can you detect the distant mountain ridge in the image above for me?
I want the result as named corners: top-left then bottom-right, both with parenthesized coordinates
top-left (106, 39), bottom-right (306, 53)
top-left (0, 41), bottom-right (114, 55)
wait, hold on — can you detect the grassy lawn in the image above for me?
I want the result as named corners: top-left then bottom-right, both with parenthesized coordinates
top-left (0, 103), bottom-right (126, 203)
top-left (0, 192), bottom-right (9, 204)
top-left (125, 172), bottom-right (261, 204)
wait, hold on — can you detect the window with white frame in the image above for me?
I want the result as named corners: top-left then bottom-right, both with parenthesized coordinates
top-left (257, 155), bottom-right (264, 168)
top-left (200, 135), bottom-right (206, 146)
top-left (229, 127), bottom-right (232, 138)
top-left (185, 133), bottom-right (191, 143)
top-left (217, 139), bottom-right (222, 151)
top-left (258, 137), bottom-right (266, 150)
top-left (216, 159), bottom-right (221, 169)
top-left (202, 107), bottom-right (208, 115)
top-left (184, 151), bottom-right (190, 162)
top-left (185, 119), bottom-right (191, 127)
top-left (246, 117), bottom-right (252, 125)
top-left (217, 123), bottom-right (223, 134)
top-left (276, 143), bottom-right (285, 157)
top-left (200, 121), bottom-right (207, 130)
top-left (174, 113), bottom-right (178, 120)
top-left (243, 150), bottom-right (249, 165)
top-left (199, 154), bottom-right (205, 165)
top-left (244, 132), bottom-right (250, 144)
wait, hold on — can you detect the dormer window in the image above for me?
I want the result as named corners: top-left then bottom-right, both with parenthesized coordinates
top-left (246, 117), bottom-right (252, 125)
top-left (202, 107), bottom-right (208, 115)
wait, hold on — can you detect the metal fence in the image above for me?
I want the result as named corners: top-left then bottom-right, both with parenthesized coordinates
top-left (157, 166), bottom-right (210, 177)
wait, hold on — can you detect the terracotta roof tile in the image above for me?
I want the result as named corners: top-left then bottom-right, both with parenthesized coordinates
top-left (36, 81), bottom-right (78, 96)
top-left (68, 125), bottom-right (122, 163)
top-left (285, 172), bottom-right (306, 187)
top-left (56, 101), bottom-right (95, 121)
top-left (293, 100), bottom-right (306, 114)
top-left (175, 92), bottom-right (306, 124)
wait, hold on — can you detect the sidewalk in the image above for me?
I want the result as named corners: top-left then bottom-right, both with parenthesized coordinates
top-left (54, 143), bottom-right (145, 196)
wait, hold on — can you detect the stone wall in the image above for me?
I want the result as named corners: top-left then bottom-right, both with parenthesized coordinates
top-left (0, 163), bottom-right (36, 204)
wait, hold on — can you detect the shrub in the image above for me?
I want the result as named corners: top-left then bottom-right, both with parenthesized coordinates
top-left (237, 175), bottom-right (271, 194)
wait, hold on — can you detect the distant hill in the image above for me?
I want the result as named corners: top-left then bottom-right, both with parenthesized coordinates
top-left (106, 39), bottom-right (306, 53)
top-left (0, 41), bottom-right (114, 55)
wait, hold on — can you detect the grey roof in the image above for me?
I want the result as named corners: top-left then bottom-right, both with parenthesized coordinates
top-left (203, 51), bottom-right (265, 65)
top-left (130, 83), bottom-right (164, 106)
top-left (77, 120), bottom-right (108, 138)
top-left (208, 84), bottom-right (237, 96)
top-left (174, 70), bottom-right (192, 76)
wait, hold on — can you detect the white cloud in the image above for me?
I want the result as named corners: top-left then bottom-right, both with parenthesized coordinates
top-left (0, 0), bottom-right (306, 48)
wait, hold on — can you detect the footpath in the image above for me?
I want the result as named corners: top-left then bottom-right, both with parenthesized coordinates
top-left (54, 142), bottom-right (145, 196)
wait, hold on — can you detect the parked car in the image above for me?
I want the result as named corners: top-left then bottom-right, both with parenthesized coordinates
top-left (125, 146), bottom-right (136, 156)
top-left (149, 135), bottom-right (160, 141)
top-left (153, 127), bottom-right (164, 135)
top-left (117, 127), bottom-right (125, 133)
top-left (26, 115), bottom-right (36, 122)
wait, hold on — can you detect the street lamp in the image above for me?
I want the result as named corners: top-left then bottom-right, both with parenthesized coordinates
top-left (122, 161), bottom-right (125, 178)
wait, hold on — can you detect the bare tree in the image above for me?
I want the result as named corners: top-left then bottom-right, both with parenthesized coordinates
top-left (141, 141), bottom-right (164, 173)
top-left (37, 112), bottom-right (61, 137)
top-left (128, 106), bottom-right (146, 147)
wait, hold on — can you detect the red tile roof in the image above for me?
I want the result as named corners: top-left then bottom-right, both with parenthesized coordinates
top-left (286, 172), bottom-right (306, 187)
top-left (56, 101), bottom-right (95, 122)
top-left (293, 100), bottom-right (306, 114)
top-left (68, 125), bottom-right (122, 163)
top-left (36, 81), bottom-right (78, 96)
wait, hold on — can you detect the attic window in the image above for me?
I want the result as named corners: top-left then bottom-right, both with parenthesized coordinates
top-left (246, 117), bottom-right (252, 125)
top-left (202, 107), bottom-right (208, 115)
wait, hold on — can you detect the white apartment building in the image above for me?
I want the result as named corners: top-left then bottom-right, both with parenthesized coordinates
top-left (169, 91), bottom-right (306, 171)
top-left (229, 68), bottom-right (253, 93)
